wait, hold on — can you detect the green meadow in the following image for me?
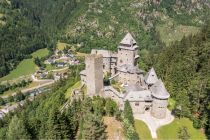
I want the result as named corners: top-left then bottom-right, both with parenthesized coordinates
top-left (0, 48), bottom-right (49, 82)
top-left (135, 120), bottom-right (152, 140)
top-left (157, 118), bottom-right (206, 140)
top-left (156, 24), bottom-right (200, 46)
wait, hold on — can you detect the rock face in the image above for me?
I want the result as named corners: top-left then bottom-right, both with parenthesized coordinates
top-left (85, 54), bottom-right (104, 96)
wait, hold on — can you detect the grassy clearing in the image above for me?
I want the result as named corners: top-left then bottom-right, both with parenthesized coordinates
top-left (0, 48), bottom-right (49, 82)
top-left (45, 64), bottom-right (57, 71)
top-left (135, 119), bottom-right (152, 140)
top-left (0, 59), bottom-right (37, 82)
top-left (65, 81), bottom-right (81, 99)
top-left (76, 52), bottom-right (87, 57)
top-left (157, 118), bottom-right (206, 140)
top-left (31, 48), bottom-right (49, 58)
top-left (103, 116), bottom-right (125, 140)
top-left (156, 24), bottom-right (200, 46)
top-left (57, 42), bottom-right (70, 50)
top-left (111, 82), bottom-right (126, 93)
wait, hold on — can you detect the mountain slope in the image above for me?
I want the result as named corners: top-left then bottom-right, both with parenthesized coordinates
top-left (153, 22), bottom-right (210, 136)
top-left (63, 0), bottom-right (210, 50)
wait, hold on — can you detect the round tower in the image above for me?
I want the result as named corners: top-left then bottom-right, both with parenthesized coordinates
top-left (150, 79), bottom-right (170, 119)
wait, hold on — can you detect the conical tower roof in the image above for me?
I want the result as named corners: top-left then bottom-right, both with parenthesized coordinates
top-left (145, 67), bottom-right (158, 85)
top-left (150, 79), bottom-right (170, 99)
top-left (120, 32), bottom-right (136, 46)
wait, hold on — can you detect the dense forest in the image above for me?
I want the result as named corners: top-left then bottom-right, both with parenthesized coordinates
top-left (153, 22), bottom-right (210, 137)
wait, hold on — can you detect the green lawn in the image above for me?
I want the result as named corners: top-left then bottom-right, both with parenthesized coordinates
top-left (0, 48), bottom-right (49, 82)
top-left (157, 118), bottom-right (206, 140)
top-left (0, 59), bottom-right (37, 82)
top-left (45, 64), bottom-right (57, 71)
top-left (135, 120), bottom-right (152, 140)
top-left (156, 24), bottom-right (200, 46)
top-left (65, 81), bottom-right (81, 99)
top-left (57, 42), bottom-right (70, 50)
top-left (32, 48), bottom-right (49, 58)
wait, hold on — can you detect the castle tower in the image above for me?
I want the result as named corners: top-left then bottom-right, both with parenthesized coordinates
top-left (117, 33), bottom-right (139, 66)
top-left (150, 79), bottom-right (170, 119)
top-left (145, 67), bottom-right (159, 87)
top-left (85, 54), bottom-right (104, 96)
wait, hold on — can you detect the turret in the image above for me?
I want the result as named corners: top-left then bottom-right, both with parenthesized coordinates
top-left (150, 79), bottom-right (170, 119)
top-left (144, 67), bottom-right (158, 87)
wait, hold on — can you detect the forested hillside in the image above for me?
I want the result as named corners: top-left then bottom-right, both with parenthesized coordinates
top-left (1, 0), bottom-right (210, 77)
top-left (153, 22), bottom-right (210, 137)
top-left (0, 0), bottom-right (85, 77)
top-left (61, 0), bottom-right (210, 69)
top-left (0, 65), bottom-right (123, 139)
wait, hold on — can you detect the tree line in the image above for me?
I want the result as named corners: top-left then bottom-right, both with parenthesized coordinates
top-left (152, 21), bottom-right (210, 138)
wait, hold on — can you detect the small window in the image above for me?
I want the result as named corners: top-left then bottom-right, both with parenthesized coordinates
top-left (135, 102), bottom-right (139, 106)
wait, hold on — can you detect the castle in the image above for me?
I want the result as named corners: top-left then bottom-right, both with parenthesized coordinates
top-left (80, 33), bottom-right (170, 119)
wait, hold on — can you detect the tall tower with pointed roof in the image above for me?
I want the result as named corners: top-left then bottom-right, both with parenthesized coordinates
top-left (117, 33), bottom-right (139, 66)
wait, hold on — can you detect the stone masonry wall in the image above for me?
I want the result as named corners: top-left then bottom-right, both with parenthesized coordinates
top-left (117, 48), bottom-right (135, 66)
top-left (151, 97), bottom-right (168, 119)
top-left (86, 54), bottom-right (104, 96)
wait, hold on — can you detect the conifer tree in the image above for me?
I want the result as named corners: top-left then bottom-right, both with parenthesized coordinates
top-left (177, 126), bottom-right (190, 140)
top-left (7, 115), bottom-right (31, 140)
top-left (123, 118), bottom-right (139, 140)
top-left (45, 109), bottom-right (71, 139)
top-left (80, 113), bottom-right (107, 140)
top-left (124, 100), bottom-right (134, 125)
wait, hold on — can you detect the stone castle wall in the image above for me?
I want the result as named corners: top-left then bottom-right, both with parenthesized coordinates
top-left (103, 57), bottom-right (111, 73)
top-left (118, 72), bottom-right (143, 85)
top-left (151, 97), bottom-right (168, 119)
top-left (117, 48), bottom-right (135, 66)
top-left (129, 101), bottom-right (152, 114)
